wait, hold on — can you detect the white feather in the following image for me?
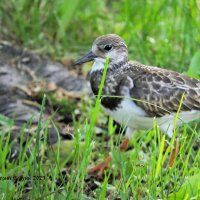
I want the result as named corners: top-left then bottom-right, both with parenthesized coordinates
top-left (102, 98), bottom-right (200, 138)
top-left (91, 58), bottom-right (105, 73)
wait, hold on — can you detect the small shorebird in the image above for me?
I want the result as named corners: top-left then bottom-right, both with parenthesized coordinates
top-left (75, 34), bottom-right (200, 174)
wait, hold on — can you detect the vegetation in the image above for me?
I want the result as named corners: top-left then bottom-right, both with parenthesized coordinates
top-left (0, 0), bottom-right (200, 199)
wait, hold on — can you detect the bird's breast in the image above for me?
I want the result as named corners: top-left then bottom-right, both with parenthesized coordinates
top-left (90, 65), bottom-right (121, 108)
top-left (102, 97), bottom-right (147, 126)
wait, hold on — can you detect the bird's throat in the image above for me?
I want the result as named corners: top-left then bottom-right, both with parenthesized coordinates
top-left (91, 58), bottom-right (106, 73)
top-left (91, 57), bottom-right (128, 74)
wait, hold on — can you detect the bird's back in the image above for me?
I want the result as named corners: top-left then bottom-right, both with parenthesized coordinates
top-left (127, 61), bottom-right (200, 117)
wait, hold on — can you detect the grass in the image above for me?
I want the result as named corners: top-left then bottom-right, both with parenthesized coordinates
top-left (0, 0), bottom-right (200, 199)
top-left (0, 97), bottom-right (199, 199)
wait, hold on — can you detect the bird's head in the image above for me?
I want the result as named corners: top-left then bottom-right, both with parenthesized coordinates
top-left (74, 34), bottom-right (128, 67)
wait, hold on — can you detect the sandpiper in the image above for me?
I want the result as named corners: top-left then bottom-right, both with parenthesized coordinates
top-left (75, 34), bottom-right (200, 173)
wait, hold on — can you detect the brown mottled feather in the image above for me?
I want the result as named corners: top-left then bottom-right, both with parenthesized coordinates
top-left (127, 62), bottom-right (200, 117)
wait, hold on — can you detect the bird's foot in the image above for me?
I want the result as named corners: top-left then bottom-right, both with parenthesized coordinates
top-left (89, 155), bottom-right (112, 177)
top-left (89, 138), bottom-right (130, 176)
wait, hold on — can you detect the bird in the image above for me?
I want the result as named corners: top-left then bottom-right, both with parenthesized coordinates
top-left (74, 34), bottom-right (200, 174)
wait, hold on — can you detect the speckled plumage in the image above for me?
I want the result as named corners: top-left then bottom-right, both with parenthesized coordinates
top-left (75, 34), bottom-right (200, 137)
top-left (90, 61), bottom-right (200, 117)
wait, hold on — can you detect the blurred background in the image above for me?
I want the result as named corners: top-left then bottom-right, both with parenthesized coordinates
top-left (0, 0), bottom-right (200, 73)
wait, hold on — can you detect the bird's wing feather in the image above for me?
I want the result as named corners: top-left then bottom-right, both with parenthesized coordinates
top-left (128, 62), bottom-right (200, 117)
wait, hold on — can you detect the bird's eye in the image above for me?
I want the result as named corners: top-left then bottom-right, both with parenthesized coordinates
top-left (104, 44), bottom-right (113, 51)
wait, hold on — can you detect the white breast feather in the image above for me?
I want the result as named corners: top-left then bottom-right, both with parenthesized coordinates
top-left (102, 98), bottom-right (200, 138)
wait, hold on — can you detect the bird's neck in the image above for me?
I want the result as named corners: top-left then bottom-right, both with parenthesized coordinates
top-left (91, 57), bottom-right (128, 73)
top-left (90, 58), bottom-right (129, 96)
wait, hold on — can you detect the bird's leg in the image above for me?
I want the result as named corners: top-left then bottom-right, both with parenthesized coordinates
top-left (169, 140), bottom-right (180, 167)
top-left (120, 127), bottom-right (135, 151)
top-left (89, 127), bottom-right (134, 176)
top-left (120, 138), bottom-right (130, 151)
top-left (163, 139), bottom-right (180, 167)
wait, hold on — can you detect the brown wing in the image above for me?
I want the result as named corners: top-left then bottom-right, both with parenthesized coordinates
top-left (129, 62), bottom-right (200, 117)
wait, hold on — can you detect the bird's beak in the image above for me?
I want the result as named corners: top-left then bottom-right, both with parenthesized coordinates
top-left (74, 51), bottom-right (97, 65)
